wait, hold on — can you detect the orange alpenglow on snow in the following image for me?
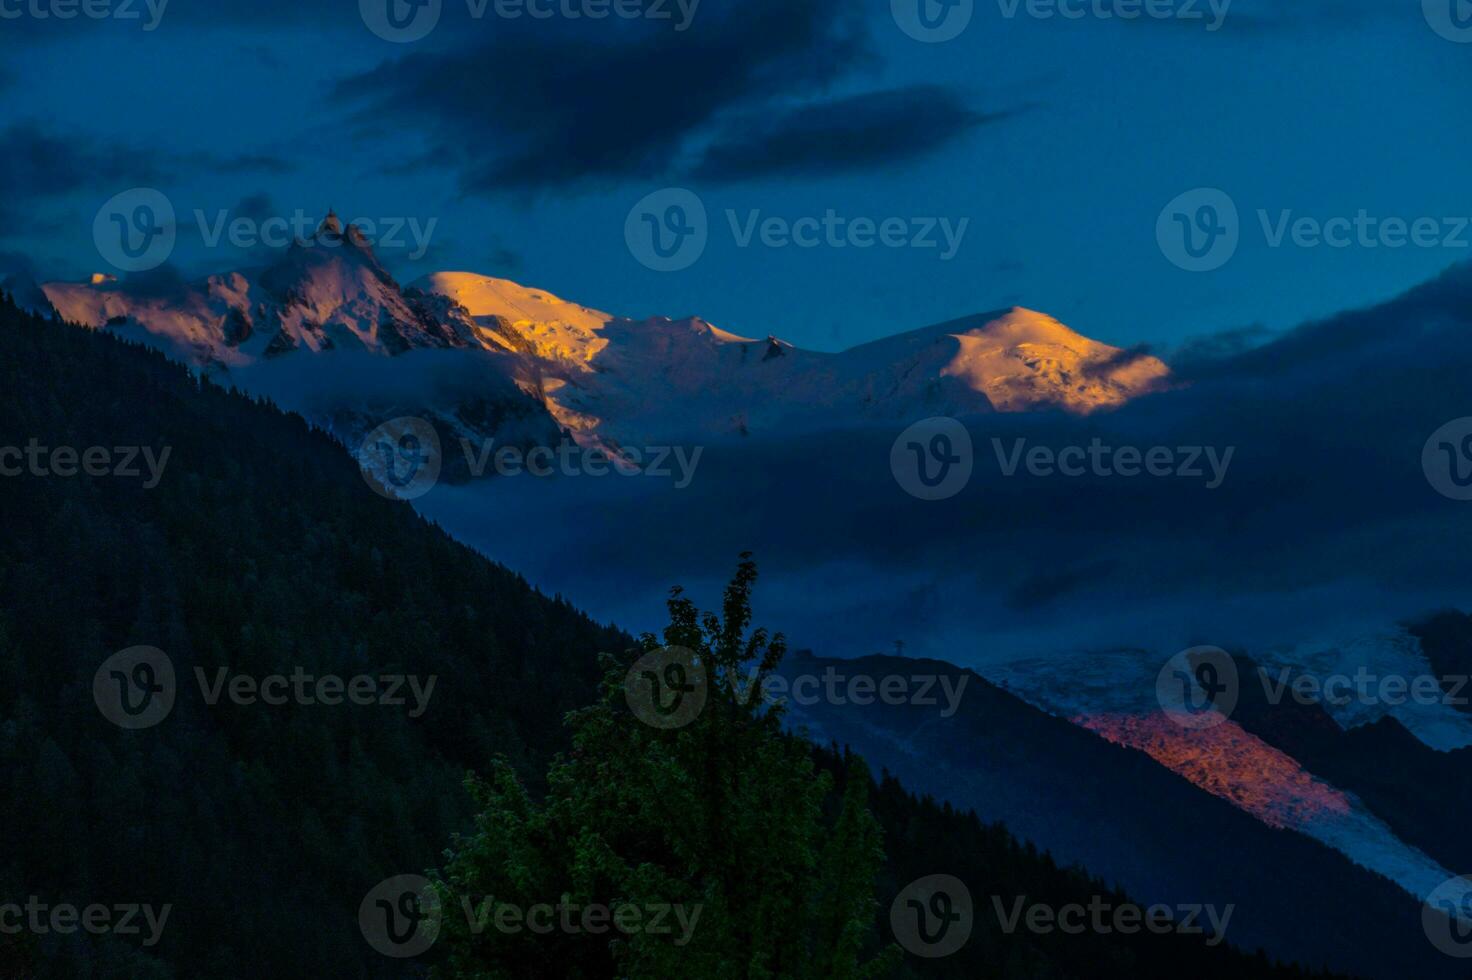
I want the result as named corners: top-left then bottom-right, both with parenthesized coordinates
top-left (41, 260), bottom-right (1173, 445)
top-left (1075, 712), bottom-right (1354, 829)
top-left (936, 308), bottom-right (1170, 414)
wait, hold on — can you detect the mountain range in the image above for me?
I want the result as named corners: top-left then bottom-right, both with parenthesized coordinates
top-left (0, 290), bottom-right (1345, 979)
top-left (37, 214), bottom-right (1170, 455)
top-left (15, 221), bottom-right (1472, 978)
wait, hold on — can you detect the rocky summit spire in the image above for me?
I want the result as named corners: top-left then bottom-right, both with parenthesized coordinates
top-left (318, 209), bottom-right (343, 238)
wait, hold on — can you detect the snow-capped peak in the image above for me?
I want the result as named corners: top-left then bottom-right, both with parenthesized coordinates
top-left (38, 242), bottom-right (1171, 449)
top-left (848, 307), bottom-right (1171, 415)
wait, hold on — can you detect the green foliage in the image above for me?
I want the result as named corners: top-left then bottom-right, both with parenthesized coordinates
top-left (431, 557), bottom-right (900, 979)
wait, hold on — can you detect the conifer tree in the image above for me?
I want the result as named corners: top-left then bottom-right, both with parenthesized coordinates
top-left (431, 556), bottom-right (899, 979)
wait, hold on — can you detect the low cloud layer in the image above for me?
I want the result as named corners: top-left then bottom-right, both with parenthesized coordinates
top-left (414, 260), bottom-right (1472, 664)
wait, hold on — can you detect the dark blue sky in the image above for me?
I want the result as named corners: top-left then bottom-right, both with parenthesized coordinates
top-left (3, 0), bottom-right (1470, 353)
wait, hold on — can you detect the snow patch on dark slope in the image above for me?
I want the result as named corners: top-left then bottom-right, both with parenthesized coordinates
top-left (985, 645), bottom-right (1472, 907)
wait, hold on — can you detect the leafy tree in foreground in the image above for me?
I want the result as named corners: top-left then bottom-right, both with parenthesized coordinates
top-left (431, 555), bottom-right (899, 979)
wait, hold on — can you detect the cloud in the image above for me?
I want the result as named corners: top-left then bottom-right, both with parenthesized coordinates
top-left (0, 250), bottom-right (53, 312)
top-left (0, 121), bottom-right (164, 198)
top-left (690, 86), bottom-right (1020, 182)
top-left (1081, 342), bottom-right (1156, 379)
top-left (1168, 324), bottom-right (1276, 375)
top-left (332, 0), bottom-right (891, 192)
top-left (114, 263), bottom-right (193, 301)
top-left (488, 238), bottom-right (523, 273)
top-left (0, 251), bottom-right (36, 277)
top-left (1006, 559), bottom-right (1120, 611)
top-left (230, 193), bottom-right (277, 224)
top-left (414, 258), bottom-right (1472, 662)
top-left (0, 122), bottom-right (293, 204)
top-left (1185, 262), bottom-right (1472, 383)
top-left (1104, 0), bottom-right (1402, 37)
top-left (0, 122), bottom-right (293, 268)
top-left (186, 153), bottom-right (294, 176)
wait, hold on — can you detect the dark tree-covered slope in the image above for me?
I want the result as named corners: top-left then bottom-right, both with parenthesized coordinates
top-left (0, 295), bottom-right (1360, 978)
top-left (0, 294), bottom-right (622, 977)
